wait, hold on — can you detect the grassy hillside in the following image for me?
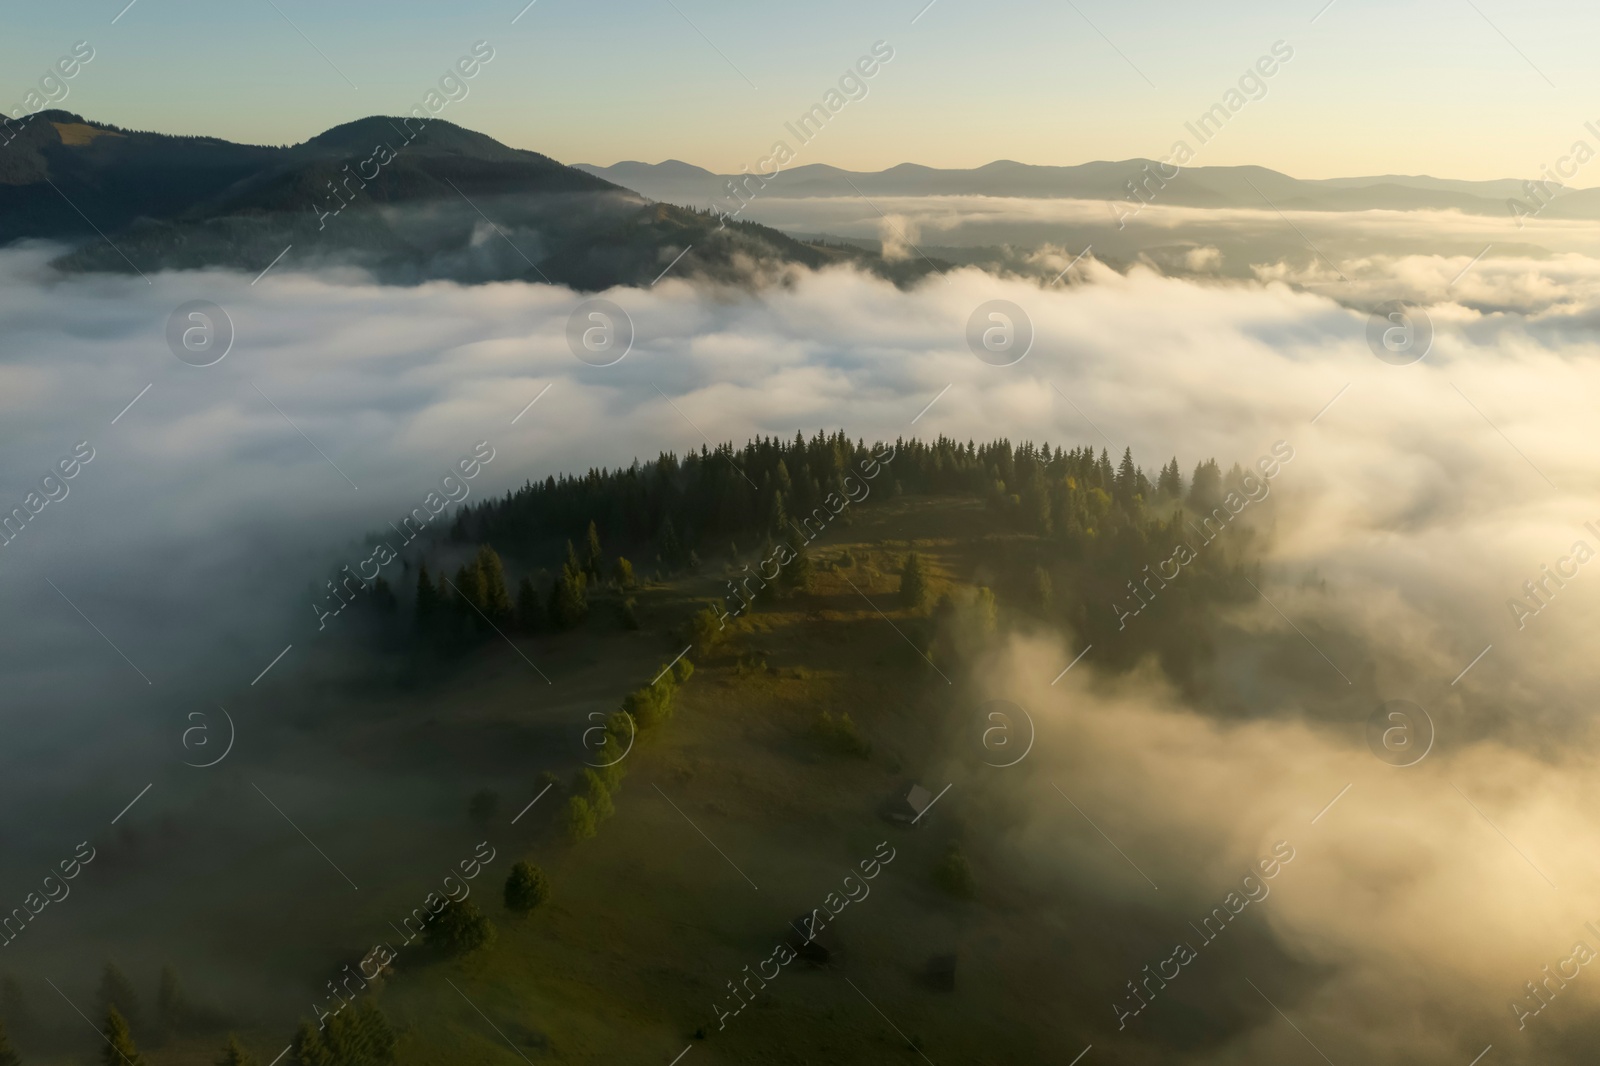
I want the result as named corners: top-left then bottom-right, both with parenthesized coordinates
top-left (13, 444), bottom-right (1289, 1065)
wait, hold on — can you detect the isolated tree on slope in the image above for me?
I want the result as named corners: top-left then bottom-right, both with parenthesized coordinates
top-left (899, 551), bottom-right (930, 609)
top-left (216, 1034), bottom-right (257, 1066)
top-left (102, 1008), bottom-right (144, 1066)
top-left (96, 965), bottom-right (140, 1035)
top-left (504, 860), bottom-right (551, 914)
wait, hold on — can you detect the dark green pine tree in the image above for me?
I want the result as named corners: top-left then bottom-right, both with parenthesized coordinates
top-left (369, 576), bottom-right (397, 613)
top-left (415, 563), bottom-right (438, 630)
top-left (96, 964), bottom-right (140, 1036)
top-left (766, 489), bottom-right (787, 537)
top-left (452, 560), bottom-right (487, 634)
top-left (475, 546), bottom-right (514, 626)
top-left (215, 1034), bottom-right (257, 1066)
top-left (583, 520), bottom-right (603, 580)
top-left (547, 561), bottom-right (588, 630)
top-left (292, 1000), bottom-right (396, 1066)
top-left (1114, 447), bottom-right (1138, 505)
top-left (157, 963), bottom-right (192, 1042)
top-left (658, 518), bottom-right (683, 570)
top-left (899, 551), bottom-right (930, 609)
top-left (780, 528), bottom-right (813, 593)
top-left (1187, 459), bottom-right (1223, 512)
top-left (515, 575), bottom-right (543, 632)
top-left (102, 1007), bottom-right (144, 1066)
top-left (1157, 458), bottom-right (1183, 500)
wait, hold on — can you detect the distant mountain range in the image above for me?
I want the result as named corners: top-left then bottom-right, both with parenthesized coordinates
top-left (575, 158), bottom-right (1597, 221)
top-left (4, 109), bottom-right (1588, 289)
top-left (0, 111), bottom-right (940, 288)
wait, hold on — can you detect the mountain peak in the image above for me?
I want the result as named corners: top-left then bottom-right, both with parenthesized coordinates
top-left (299, 115), bottom-right (539, 163)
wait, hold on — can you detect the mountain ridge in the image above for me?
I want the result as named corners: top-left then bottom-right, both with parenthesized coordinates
top-left (572, 157), bottom-right (1584, 219)
top-left (1, 112), bottom-right (943, 288)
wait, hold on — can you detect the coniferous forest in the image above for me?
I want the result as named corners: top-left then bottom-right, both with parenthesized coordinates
top-left (371, 431), bottom-right (1276, 685)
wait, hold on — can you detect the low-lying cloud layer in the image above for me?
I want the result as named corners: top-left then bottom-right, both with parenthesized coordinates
top-left (3, 234), bottom-right (1600, 1058)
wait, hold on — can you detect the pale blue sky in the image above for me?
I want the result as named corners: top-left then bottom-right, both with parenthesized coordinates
top-left (3, 0), bottom-right (1595, 179)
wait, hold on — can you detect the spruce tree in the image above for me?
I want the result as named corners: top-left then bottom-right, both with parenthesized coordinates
top-left (157, 963), bottom-right (191, 1041)
top-left (547, 562), bottom-right (588, 630)
top-left (899, 552), bottom-right (929, 610)
top-left (612, 557), bottom-right (635, 589)
top-left (370, 576), bottom-right (397, 613)
top-left (415, 564), bottom-right (438, 629)
top-left (454, 561), bottom-right (486, 617)
top-left (780, 528), bottom-right (813, 593)
top-left (1031, 566), bottom-right (1053, 611)
top-left (658, 519), bottom-right (683, 570)
top-left (583, 520), bottom-right (603, 579)
top-left (1156, 458), bottom-right (1183, 500)
top-left (515, 575), bottom-right (543, 631)
top-left (96, 965), bottom-right (140, 1036)
top-left (766, 489), bottom-right (787, 536)
top-left (475, 546), bottom-right (514, 625)
top-left (1187, 459), bottom-right (1223, 512)
top-left (216, 1034), bottom-right (257, 1066)
top-left (102, 1007), bottom-right (144, 1066)
top-left (1115, 447), bottom-right (1137, 504)
top-left (293, 1001), bottom-right (395, 1066)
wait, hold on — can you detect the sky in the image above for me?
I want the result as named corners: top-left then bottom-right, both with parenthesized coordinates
top-left (4, 0), bottom-right (1597, 180)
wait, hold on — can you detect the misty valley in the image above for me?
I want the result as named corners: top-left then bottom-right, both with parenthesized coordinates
top-left (3, 11), bottom-right (1600, 1063)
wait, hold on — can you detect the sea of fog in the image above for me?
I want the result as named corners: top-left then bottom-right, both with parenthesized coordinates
top-left (2, 236), bottom-right (1600, 1059)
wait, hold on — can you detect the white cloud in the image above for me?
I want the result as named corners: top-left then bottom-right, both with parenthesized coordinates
top-left (6, 237), bottom-right (1600, 1054)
